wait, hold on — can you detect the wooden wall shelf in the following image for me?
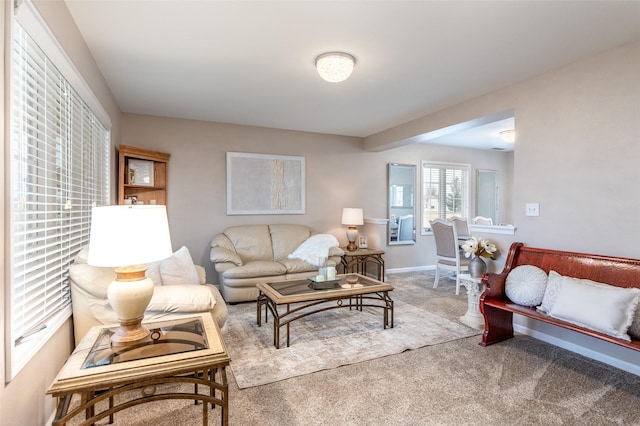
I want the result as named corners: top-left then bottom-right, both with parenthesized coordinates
top-left (118, 145), bottom-right (170, 207)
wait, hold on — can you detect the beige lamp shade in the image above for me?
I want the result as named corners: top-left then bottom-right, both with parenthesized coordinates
top-left (341, 208), bottom-right (364, 226)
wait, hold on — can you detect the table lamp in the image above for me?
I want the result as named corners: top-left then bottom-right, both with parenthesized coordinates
top-left (341, 208), bottom-right (364, 251)
top-left (88, 205), bottom-right (173, 345)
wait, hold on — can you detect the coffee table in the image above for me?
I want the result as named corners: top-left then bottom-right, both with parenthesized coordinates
top-left (257, 274), bottom-right (394, 348)
top-left (47, 313), bottom-right (230, 425)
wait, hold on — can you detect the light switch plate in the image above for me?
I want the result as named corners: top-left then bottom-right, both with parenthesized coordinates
top-left (526, 203), bottom-right (539, 217)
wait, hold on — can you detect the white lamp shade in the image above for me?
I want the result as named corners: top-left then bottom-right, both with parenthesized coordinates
top-left (341, 208), bottom-right (364, 226)
top-left (88, 205), bottom-right (173, 267)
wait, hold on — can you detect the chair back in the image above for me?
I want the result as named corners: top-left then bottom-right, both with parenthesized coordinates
top-left (472, 216), bottom-right (493, 226)
top-left (449, 216), bottom-right (470, 239)
top-left (397, 215), bottom-right (414, 241)
top-left (430, 219), bottom-right (459, 259)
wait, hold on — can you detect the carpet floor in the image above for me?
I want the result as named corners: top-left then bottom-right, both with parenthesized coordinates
top-left (62, 271), bottom-right (640, 425)
top-left (224, 288), bottom-right (481, 388)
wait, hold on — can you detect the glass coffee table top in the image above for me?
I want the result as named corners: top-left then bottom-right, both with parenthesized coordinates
top-left (270, 275), bottom-right (382, 296)
top-left (83, 317), bottom-right (209, 369)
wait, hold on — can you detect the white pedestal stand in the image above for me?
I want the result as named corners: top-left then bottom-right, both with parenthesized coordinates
top-left (458, 273), bottom-right (486, 329)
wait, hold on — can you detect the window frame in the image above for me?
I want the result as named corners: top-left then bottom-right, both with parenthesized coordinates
top-left (421, 161), bottom-right (471, 235)
top-left (6, 0), bottom-right (111, 380)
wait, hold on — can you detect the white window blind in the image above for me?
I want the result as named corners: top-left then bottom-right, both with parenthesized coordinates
top-left (8, 19), bottom-right (110, 378)
top-left (422, 161), bottom-right (470, 233)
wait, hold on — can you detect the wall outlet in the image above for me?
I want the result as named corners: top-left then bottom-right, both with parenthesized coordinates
top-left (526, 203), bottom-right (539, 217)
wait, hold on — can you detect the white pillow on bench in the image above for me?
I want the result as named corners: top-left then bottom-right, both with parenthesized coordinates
top-left (505, 265), bottom-right (548, 306)
top-left (548, 275), bottom-right (640, 341)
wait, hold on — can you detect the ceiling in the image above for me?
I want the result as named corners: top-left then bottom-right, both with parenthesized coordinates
top-left (64, 1), bottom-right (640, 149)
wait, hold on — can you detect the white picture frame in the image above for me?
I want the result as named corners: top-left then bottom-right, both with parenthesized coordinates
top-left (127, 159), bottom-right (154, 187)
top-left (226, 152), bottom-right (305, 215)
top-left (358, 236), bottom-right (368, 249)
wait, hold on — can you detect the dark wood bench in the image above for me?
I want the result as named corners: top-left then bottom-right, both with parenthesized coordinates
top-left (479, 242), bottom-right (640, 351)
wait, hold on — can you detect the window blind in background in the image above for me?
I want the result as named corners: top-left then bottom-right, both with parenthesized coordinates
top-left (422, 162), bottom-right (470, 232)
top-left (8, 21), bottom-right (110, 378)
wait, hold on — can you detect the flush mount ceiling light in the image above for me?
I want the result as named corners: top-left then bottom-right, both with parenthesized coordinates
top-left (499, 129), bottom-right (516, 143)
top-left (315, 52), bottom-right (355, 83)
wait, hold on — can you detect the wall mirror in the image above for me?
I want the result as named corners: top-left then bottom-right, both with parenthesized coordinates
top-left (476, 169), bottom-right (498, 224)
top-left (388, 163), bottom-right (416, 245)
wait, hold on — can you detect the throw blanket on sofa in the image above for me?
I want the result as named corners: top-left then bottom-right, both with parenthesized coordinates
top-left (288, 234), bottom-right (340, 267)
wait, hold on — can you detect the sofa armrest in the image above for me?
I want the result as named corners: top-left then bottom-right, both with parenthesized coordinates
top-left (195, 264), bottom-right (206, 284)
top-left (69, 263), bottom-right (115, 299)
top-left (210, 246), bottom-right (242, 267)
top-left (329, 246), bottom-right (345, 257)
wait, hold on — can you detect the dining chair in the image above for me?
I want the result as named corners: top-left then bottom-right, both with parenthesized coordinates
top-left (472, 216), bottom-right (493, 226)
top-left (449, 216), bottom-right (471, 240)
top-left (430, 219), bottom-right (470, 295)
top-left (397, 215), bottom-right (414, 241)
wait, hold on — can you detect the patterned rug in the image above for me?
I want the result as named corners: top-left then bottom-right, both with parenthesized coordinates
top-left (222, 293), bottom-right (480, 388)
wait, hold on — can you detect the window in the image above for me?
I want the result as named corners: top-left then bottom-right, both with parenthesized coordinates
top-left (421, 161), bottom-right (470, 233)
top-left (7, 9), bottom-right (110, 379)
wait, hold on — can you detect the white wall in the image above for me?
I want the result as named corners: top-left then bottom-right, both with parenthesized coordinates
top-left (120, 114), bottom-right (513, 277)
top-left (367, 39), bottom-right (640, 260)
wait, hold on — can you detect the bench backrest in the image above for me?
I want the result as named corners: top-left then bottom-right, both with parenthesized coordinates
top-left (503, 242), bottom-right (640, 290)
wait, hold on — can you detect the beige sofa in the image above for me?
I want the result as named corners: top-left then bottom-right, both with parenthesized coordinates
top-left (210, 224), bottom-right (344, 303)
top-left (69, 246), bottom-right (228, 346)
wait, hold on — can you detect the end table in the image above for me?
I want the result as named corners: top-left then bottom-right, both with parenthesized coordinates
top-left (458, 273), bottom-right (486, 329)
top-left (47, 313), bottom-right (230, 425)
top-left (340, 248), bottom-right (385, 281)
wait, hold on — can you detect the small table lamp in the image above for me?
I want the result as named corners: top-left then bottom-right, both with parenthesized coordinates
top-left (341, 208), bottom-right (364, 251)
top-left (88, 205), bottom-right (173, 345)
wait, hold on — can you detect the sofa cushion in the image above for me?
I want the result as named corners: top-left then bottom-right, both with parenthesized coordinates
top-left (281, 259), bottom-right (318, 274)
top-left (224, 225), bottom-right (274, 262)
top-left (548, 275), bottom-right (640, 341)
top-left (505, 265), bottom-right (548, 307)
top-left (270, 224), bottom-right (312, 261)
top-left (147, 285), bottom-right (215, 312)
top-left (222, 261), bottom-right (287, 279)
top-left (144, 261), bottom-right (163, 286)
top-left (159, 246), bottom-right (200, 285)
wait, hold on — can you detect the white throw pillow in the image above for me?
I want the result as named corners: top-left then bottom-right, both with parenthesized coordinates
top-left (548, 276), bottom-right (640, 341)
top-left (505, 265), bottom-right (548, 307)
top-left (537, 270), bottom-right (563, 313)
top-left (160, 246), bottom-right (200, 285)
top-left (628, 305), bottom-right (640, 340)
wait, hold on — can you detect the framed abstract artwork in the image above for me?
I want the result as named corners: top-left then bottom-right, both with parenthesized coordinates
top-left (226, 152), bottom-right (305, 215)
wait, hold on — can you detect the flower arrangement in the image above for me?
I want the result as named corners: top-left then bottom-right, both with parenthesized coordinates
top-left (462, 236), bottom-right (497, 259)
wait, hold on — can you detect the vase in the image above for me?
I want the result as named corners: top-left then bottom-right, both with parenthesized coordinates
top-left (469, 256), bottom-right (487, 278)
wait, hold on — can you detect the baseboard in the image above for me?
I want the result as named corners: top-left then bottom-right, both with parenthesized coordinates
top-left (386, 265), bottom-right (436, 274)
top-left (513, 320), bottom-right (640, 376)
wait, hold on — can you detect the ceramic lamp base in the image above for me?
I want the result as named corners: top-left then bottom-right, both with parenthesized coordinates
top-left (107, 265), bottom-right (154, 345)
top-left (346, 226), bottom-right (358, 251)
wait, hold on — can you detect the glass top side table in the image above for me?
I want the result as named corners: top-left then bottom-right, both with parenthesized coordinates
top-left (340, 248), bottom-right (385, 281)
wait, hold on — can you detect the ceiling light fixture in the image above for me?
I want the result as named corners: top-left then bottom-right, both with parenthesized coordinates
top-left (499, 129), bottom-right (516, 143)
top-left (315, 52), bottom-right (355, 83)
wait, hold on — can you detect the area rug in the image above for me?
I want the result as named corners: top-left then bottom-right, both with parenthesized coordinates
top-left (222, 298), bottom-right (481, 388)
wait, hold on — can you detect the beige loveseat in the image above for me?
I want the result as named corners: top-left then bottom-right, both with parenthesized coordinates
top-left (69, 246), bottom-right (228, 346)
top-left (210, 224), bottom-right (344, 303)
